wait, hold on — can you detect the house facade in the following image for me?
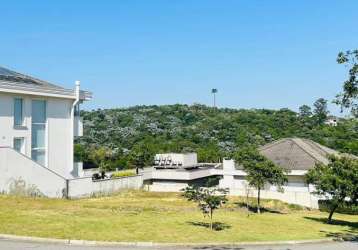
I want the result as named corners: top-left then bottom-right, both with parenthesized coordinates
top-left (0, 66), bottom-right (91, 177)
top-left (0, 67), bottom-right (142, 197)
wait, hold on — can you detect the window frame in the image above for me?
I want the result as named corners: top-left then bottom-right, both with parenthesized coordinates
top-left (31, 99), bottom-right (47, 167)
top-left (13, 97), bottom-right (25, 127)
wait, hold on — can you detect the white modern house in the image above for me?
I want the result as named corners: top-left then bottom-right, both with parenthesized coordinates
top-left (0, 66), bottom-right (142, 197)
top-left (0, 66), bottom-right (91, 177)
top-left (142, 138), bottom-right (353, 208)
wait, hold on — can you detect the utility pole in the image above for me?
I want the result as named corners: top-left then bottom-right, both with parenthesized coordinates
top-left (211, 88), bottom-right (218, 108)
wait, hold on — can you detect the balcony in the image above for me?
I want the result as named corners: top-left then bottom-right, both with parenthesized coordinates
top-left (74, 116), bottom-right (83, 137)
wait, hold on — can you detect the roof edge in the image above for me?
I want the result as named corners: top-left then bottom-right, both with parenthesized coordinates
top-left (0, 81), bottom-right (92, 101)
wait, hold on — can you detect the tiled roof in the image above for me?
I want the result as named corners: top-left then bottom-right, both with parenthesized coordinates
top-left (259, 138), bottom-right (341, 170)
top-left (0, 66), bottom-right (66, 91)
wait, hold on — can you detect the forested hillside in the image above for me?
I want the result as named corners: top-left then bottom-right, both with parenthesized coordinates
top-left (75, 104), bottom-right (358, 170)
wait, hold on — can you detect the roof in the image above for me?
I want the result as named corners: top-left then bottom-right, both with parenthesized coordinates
top-left (0, 66), bottom-right (67, 90)
top-left (259, 138), bottom-right (341, 171)
top-left (0, 66), bottom-right (92, 100)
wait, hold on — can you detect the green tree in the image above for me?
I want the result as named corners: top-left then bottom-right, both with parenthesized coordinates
top-left (299, 105), bottom-right (312, 118)
top-left (306, 155), bottom-right (358, 223)
top-left (74, 144), bottom-right (87, 162)
top-left (235, 147), bottom-right (288, 214)
top-left (129, 139), bottom-right (157, 168)
top-left (89, 147), bottom-right (111, 171)
top-left (183, 186), bottom-right (228, 230)
top-left (197, 143), bottom-right (223, 163)
top-left (313, 98), bottom-right (329, 125)
top-left (335, 50), bottom-right (358, 117)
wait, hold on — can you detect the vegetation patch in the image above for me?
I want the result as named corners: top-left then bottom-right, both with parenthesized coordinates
top-left (0, 191), bottom-right (357, 243)
top-left (110, 169), bottom-right (136, 179)
top-left (75, 104), bottom-right (358, 171)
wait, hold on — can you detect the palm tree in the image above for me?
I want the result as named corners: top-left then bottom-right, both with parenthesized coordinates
top-left (211, 88), bottom-right (218, 108)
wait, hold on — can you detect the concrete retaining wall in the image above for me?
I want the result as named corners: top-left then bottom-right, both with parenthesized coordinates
top-left (0, 147), bottom-right (144, 198)
top-left (227, 188), bottom-right (319, 208)
top-left (0, 147), bottom-right (67, 197)
top-left (146, 178), bottom-right (318, 208)
top-left (148, 180), bottom-right (188, 192)
top-left (67, 175), bottom-right (143, 198)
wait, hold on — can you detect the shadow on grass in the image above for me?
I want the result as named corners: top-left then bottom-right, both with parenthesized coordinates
top-left (304, 216), bottom-right (358, 242)
top-left (187, 221), bottom-right (231, 231)
top-left (234, 202), bottom-right (284, 214)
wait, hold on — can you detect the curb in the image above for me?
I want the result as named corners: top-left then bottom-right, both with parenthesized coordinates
top-left (0, 234), bottom-right (335, 247)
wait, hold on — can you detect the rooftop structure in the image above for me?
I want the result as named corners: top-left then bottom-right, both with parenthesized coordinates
top-left (154, 153), bottom-right (198, 169)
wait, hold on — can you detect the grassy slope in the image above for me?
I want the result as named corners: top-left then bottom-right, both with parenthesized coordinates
top-left (0, 191), bottom-right (357, 243)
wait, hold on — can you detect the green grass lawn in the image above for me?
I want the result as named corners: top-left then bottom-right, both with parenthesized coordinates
top-left (0, 190), bottom-right (357, 243)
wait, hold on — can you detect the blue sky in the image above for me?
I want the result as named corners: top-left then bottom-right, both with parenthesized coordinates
top-left (1, 1), bottom-right (357, 115)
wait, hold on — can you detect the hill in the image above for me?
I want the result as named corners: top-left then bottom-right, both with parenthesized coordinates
top-left (75, 104), bottom-right (358, 170)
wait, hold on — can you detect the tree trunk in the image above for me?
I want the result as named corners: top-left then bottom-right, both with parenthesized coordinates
top-left (246, 190), bottom-right (250, 217)
top-left (257, 188), bottom-right (261, 214)
top-left (328, 204), bottom-right (338, 224)
top-left (210, 209), bottom-right (213, 230)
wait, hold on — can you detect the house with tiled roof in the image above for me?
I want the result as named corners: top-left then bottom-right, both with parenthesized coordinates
top-left (221, 138), bottom-right (352, 208)
top-left (259, 138), bottom-right (339, 169)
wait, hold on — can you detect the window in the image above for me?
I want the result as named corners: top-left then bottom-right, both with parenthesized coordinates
top-left (31, 100), bottom-right (46, 166)
top-left (14, 98), bottom-right (24, 126)
top-left (14, 138), bottom-right (25, 154)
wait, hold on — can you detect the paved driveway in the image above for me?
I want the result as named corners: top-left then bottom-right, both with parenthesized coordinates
top-left (0, 240), bottom-right (356, 250)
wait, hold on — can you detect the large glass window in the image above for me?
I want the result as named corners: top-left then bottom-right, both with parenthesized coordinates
top-left (32, 100), bottom-right (46, 123)
top-left (31, 150), bottom-right (46, 166)
top-left (31, 124), bottom-right (46, 148)
top-left (31, 100), bottom-right (46, 166)
top-left (14, 98), bottom-right (24, 126)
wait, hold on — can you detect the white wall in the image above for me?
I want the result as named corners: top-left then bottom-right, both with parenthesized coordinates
top-left (147, 180), bottom-right (188, 192)
top-left (47, 98), bottom-right (73, 177)
top-left (0, 147), bottom-right (67, 197)
top-left (67, 175), bottom-right (143, 198)
top-left (218, 158), bottom-right (319, 208)
top-left (0, 93), bottom-right (31, 153)
top-left (227, 187), bottom-right (319, 209)
top-left (0, 93), bottom-right (75, 177)
top-left (0, 147), bottom-right (144, 198)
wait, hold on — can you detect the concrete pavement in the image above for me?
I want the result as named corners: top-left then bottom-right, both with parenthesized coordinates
top-left (0, 239), bottom-right (356, 250)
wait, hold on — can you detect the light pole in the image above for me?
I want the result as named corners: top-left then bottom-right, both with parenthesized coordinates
top-left (211, 88), bottom-right (218, 108)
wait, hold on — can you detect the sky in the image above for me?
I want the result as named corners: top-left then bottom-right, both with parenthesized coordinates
top-left (1, 1), bottom-right (357, 115)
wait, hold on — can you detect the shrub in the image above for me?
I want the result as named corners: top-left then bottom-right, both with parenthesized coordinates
top-left (111, 170), bottom-right (136, 179)
top-left (8, 178), bottom-right (43, 197)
